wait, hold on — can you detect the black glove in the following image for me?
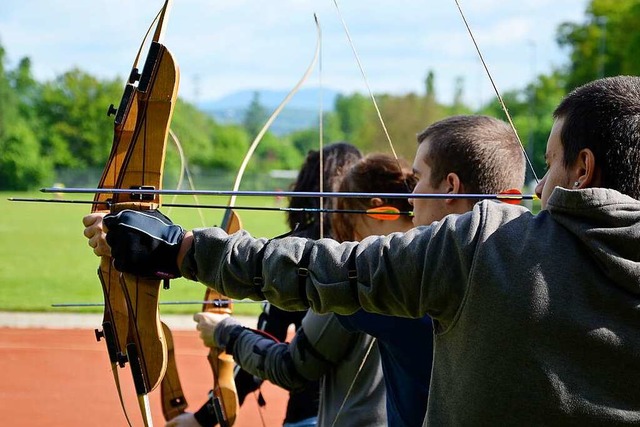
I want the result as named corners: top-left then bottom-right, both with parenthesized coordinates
top-left (103, 209), bottom-right (185, 279)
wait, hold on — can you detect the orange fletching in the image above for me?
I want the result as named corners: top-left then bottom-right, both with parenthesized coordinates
top-left (497, 188), bottom-right (523, 205)
top-left (366, 206), bottom-right (401, 221)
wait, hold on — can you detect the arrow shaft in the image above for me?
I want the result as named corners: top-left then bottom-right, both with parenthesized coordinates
top-left (39, 187), bottom-right (537, 200)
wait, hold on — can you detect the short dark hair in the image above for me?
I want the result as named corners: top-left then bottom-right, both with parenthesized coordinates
top-left (416, 115), bottom-right (526, 194)
top-left (332, 154), bottom-right (416, 243)
top-left (554, 76), bottom-right (640, 199)
top-left (287, 142), bottom-right (363, 237)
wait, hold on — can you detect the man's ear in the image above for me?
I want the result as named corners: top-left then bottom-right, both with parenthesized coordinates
top-left (572, 148), bottom-right (599, 188)
top-left (445, 173), bottom-right (463, 194)
top-left (442, 172), bottom-right (464, 205)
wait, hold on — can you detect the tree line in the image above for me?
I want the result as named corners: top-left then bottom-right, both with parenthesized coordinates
top-left (1, 0), bottom-right (638, 191)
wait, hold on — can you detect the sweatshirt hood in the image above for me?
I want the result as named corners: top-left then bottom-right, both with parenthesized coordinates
top-left (547, 187), bottom-right (640, 295)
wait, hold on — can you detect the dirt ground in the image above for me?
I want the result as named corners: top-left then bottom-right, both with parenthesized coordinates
top-left (0, 326), bottom-right (288, 426)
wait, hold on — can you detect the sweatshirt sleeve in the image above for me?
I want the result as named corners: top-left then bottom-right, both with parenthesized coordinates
top-left (181, 204), bottom-right (484, 324)
top-left (227, 328), bottom-right (309, 392)
top-left (219, 311), bottom-right (354, 391)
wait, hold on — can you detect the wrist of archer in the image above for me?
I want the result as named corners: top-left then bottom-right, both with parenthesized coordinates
top-left (178, 231), bottom-right (195, 279)
top-left (177, 231), bottom-right (194, 267)
top-left (214, 317), bottom-right (244, 349)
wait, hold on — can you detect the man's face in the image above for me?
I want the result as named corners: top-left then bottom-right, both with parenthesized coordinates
top-left (535, 118), bottom-right (573, 209)
top-left (409, 139), bottom-right (452, 226)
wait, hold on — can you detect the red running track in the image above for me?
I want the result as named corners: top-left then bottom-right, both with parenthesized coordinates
top-left (0, 327), bottom-right (288, 426)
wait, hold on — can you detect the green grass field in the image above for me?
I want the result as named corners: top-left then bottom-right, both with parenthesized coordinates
top-left (0, 192), bottom-right (289, 316)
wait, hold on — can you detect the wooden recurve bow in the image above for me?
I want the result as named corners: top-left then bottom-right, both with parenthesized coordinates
top-left (94, 1), bottom-right (179, 425)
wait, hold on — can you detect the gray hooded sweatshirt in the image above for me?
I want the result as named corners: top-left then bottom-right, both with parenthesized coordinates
top-left (182, 188), bottom-right (640, 425)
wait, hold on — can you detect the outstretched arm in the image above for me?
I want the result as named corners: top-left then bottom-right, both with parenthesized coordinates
top-left (98, 207), bottom-right (483, 323)
top-left (194, 312), bottom-right (313, 391)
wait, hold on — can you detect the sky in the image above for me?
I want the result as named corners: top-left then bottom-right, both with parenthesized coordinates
top-left (0, 0), bottom-right (590, 108)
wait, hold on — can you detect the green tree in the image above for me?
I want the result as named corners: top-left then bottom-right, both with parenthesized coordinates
top-left (332, 84), bottom-right (451, 160)
top-left (243, 92), bottom-right (268, 137)
top-left (479, 70), bottom-right (567, 181)
top-left (366, 93), bottom-right (447, 160)
top-left (169, 99), bottom-right (251, 172)
top-left (9, 57), bottom-right (40, 124)
top-left (36, 69), bottom-right (122, 169)
top-left (288, 112), bottom-right (345, 155)
top-left (557, 0), bottom-right (640, 90)
top-left (0, 46), bottom-right (51, 189)
top-left (252, 132), bottom-right (303, 172)
top-left (0, 45), bottom-right (18, 142)
top-left (209, 124), bottom-right (251, 171)
top-left (425, 70), bottom-right (436, 102)
top-left (0, 120), bottom-right (52, 190)
top-left (333, 93), bottom-right (373, 145)
top-left (451, 76), bottom-right (470, 115)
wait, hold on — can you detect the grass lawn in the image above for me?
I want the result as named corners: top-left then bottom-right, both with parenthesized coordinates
top-left (0, 191), bottom-right (289, 316)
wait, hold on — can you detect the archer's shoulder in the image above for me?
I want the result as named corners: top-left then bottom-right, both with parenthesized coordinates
top-left (474, 199), bottom-right (535, 225)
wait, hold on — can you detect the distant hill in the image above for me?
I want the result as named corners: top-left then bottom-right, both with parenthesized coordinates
top-left (198, 87), bottom-right (341, 136)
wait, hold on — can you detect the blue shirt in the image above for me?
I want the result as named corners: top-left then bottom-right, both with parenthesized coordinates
top-left (337, 310), bottom-right (433, 427)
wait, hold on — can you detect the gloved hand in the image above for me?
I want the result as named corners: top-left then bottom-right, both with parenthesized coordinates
top-left (103, 209), bottom-right (185, 279)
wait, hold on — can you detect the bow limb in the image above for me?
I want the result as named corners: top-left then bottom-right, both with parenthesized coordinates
top-left (227, 13), bottom-right (321, 208)
top-left (160, 322), bottom-right (189, 420)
